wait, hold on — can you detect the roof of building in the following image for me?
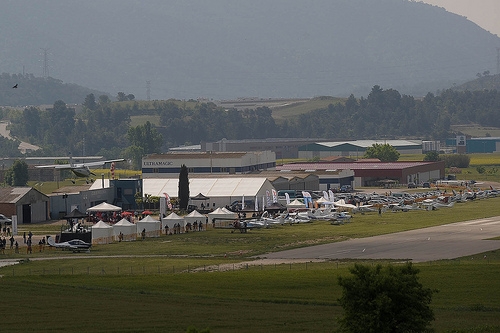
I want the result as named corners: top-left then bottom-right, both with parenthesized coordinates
top-left (300, 140), bottom-right (422, 151)
top-left (315, 140), bottom-right (421, 148)
top-left (145, 152), bottom-right (252, 159)
top-left (0, 187), bottom-right (46, 204)
top-left (143, 177), bottom-right (271, 197)
top-left (277, 161), bottom-right (437, 171)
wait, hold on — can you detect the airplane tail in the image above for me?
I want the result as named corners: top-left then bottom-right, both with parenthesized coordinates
top-left (68, 152), bottom-right (74, 167)
top-left (47, 236), bottom-right (56, 247)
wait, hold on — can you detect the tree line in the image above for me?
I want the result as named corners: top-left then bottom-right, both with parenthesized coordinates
top-left (4, 86), bottom-right (500, 165)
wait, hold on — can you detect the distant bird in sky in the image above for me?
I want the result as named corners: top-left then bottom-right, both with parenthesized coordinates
top-left (12, 84), bottom-right (18, 88)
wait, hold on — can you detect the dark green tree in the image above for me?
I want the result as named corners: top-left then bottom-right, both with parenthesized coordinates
top-left (337, 263), bottom-right (435, 333)
top-left (442, 154), bottom-right (470, 168)
top-left (127, 121), bottom-right (163, 154)
top-left (122, 145), bottom-right (144, 170)
top-left (364, 143), bottom-right (400, 162)
top-left (423, 151), bottom-right (440, 162)
top-left (83, 93), bottom-right (97, 110)
top-left (178, 164), bottom-right (190, 210)
top-left (117, 92), bottom-right (128, 101)
top-left (5, 160), bottom-right (29, 186)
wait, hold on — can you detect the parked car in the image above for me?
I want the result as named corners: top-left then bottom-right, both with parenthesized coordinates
top-left (422, 182), bottom-right (431, 188)
top-left (0, 214), bottom-right (12, 225)
top-left (407, 182), bottom-right (417, 188)
top-left (340, 185), bottom-right (352, 193)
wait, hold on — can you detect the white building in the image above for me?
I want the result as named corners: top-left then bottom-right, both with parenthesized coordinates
top-left (142, 151), bottom-right (276, 178)
top-left (143, 177), bottom-right (276, 209)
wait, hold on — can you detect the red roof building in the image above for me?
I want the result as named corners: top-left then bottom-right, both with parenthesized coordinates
top-left (277, 161), bottom-right (445, 188)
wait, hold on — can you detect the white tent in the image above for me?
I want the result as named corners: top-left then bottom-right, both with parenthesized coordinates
top-left (287, 199), bottom-right (305, 209)
top-left (87, 202), bottom-right (122, 212)
top-left (143, 177), bottom-right (276, 208)
top-left (184, 210), bottom-right (206, 231)
top-left (91, 220), bottom-right (113, 244)
top-left (162, 212), bottom-right (184, 233)
top-left (113, 218), bottom-right (137, 241)
top-left (137, 215), bottom-right (161, 238)
top-left (208, 207), bottom-right (238, 225)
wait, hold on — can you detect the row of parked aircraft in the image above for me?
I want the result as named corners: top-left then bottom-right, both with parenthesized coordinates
top-left (227, 185), bottom-right (499, 231)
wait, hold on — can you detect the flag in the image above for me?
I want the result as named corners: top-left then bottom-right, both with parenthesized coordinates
top-left (285, 192), bottom-right (291, 205)
top-left (328, 189), bottom-right (335, 203)
top-left (163, 193), bottom-right (172, 210)
top-left (271, 189), bottom-right (278, 203)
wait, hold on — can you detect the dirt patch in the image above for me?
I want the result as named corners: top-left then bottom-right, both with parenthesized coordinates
top-left (189, 258), bottom-right (326, 273)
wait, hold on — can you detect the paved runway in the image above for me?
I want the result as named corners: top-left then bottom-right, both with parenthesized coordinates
top-left (263, 216), bottom-right (500, 262)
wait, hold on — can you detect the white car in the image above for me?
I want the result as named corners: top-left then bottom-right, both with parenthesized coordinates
top-left (0, 214), bottom-right (12, 225)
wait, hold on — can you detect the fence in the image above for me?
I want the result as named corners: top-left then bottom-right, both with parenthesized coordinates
top-left (4, 257), bottom-right (499, 277)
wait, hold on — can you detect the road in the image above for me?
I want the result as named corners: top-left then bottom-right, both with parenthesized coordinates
top-left (0, 121), bottom-right (40, 153)
top-left (262, 216), bottom-right (500, 262)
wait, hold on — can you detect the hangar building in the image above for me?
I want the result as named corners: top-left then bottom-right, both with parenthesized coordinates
top-left (298, 140), bottom-right (422, 159)
top-left (142, 151), bottom-right (276, 178)
top-left (277, 161), bottom-right (444, 188)
top-left (0, 187), bottom-right (49, 224)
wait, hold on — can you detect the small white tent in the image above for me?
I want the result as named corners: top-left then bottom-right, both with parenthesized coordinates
top-left (137, 215), bottom-right (161, 238)
top-left (287, 199), bottom-right (305, 209)
top-left (162, 212), bottom-right (184, 233)
top-left (113, 218), bottom-right (137, 241)
top-left (208, 207), bottom-right (238, 225)
top-left (91, 220), bottom-right (113, 244)
top-left (184, 210), bottom-right (207, 231)
top-left (87, 202), bottom-right (122, 212)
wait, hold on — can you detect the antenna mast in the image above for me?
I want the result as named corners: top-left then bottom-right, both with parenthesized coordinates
top-left (40, 47), bottom-right (50, 78)
top-left (497, 47), bottom-right (500, 75)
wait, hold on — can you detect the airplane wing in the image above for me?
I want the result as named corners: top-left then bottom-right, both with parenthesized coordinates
top-left (80, 159), bottom-right (125, 168)
top-left (35, 164), bottom-right (75, 170)
top-left (35, 158), bottom-right (124, 169)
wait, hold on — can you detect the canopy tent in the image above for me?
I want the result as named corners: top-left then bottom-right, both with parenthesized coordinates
top-left (190, 193), bottom-right (210, 200)
top-left (315, 197), bottom-right (334, 207)
top-left (113, 218), bottom-right (137, 241)
top-left (64, 208), bottom-right (88, 219)
top-left (287, 199), bottom-right (305, 209)
top-left (137, 215), bottom-right (161, 238)
top-left (162, 212), bottom-right (184, 231)
top-left (334, 199), bottom-right (357, 210)
top-left (91, 220), bottom-right (113, 244)
top-left (183, 210), bottom-right (206, 230)
top-left (208, 207), bottom-right (238, 225)
top-left (87, 202), bottom-right (122, 212)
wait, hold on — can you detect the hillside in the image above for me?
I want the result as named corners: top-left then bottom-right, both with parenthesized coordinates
top-left (1, 0), bottom-right (499, 100)
top-left (0, 74), bottom-right (107, 106)
top-left (453, 73), bottom-right (500, 92)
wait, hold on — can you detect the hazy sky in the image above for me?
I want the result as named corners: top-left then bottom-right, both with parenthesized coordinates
top-left (421, 0), bottom-right (500, 36)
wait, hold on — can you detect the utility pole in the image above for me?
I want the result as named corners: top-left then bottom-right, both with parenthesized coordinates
top-left (40, 47), bottom-right (50, 78)
top-left (496, 47), bottom-right (500, 75)
top-left (146, 81), bottom-right (151, 101)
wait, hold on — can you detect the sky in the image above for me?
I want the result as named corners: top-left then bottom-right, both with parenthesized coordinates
top-left (421, 0), bottom-right (500, 36)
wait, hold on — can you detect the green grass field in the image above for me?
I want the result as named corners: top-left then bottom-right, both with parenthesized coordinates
top-left (2, 197), bottom-right (500, 332)
top-left (271, 96), bottom-right (344, 121)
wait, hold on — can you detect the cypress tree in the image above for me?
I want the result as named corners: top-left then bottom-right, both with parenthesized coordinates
top-left (178, 164), bottom-right (190, 210)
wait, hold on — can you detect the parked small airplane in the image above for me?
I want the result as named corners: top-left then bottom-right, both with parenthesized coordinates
top-left (47, 236), bottom-right (91, 252)
top-left (36, 154), bottom-right (124, 181)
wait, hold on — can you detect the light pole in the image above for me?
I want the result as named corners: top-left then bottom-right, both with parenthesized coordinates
top-left (62, 193), bottom-right (68, 214)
